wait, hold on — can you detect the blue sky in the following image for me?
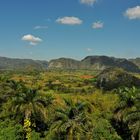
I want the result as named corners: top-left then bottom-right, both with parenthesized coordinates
top-left (0, 0), bottom-right (140, 60)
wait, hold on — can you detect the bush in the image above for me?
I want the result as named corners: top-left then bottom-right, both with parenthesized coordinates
top-left (0, 119), bottom-right (24, 140)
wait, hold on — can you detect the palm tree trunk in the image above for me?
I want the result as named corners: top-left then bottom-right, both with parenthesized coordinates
top-left (25, 109), bottom-right (31, 119)
top-left (24, 109), bottom-right (32, 140)
top-left (67, 127), bottom-right (73, 140)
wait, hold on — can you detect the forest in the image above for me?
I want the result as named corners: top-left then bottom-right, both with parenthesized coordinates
top-left (0, 69), bottom-right (139, 140)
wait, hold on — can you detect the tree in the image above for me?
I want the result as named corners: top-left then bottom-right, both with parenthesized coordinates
top-left (115, 87), bottom-right (138, 121)
top-left (124, 93), bottom-right (140, 140)
top-left (0, 119), bottom-right (24, 140)
top-left (1, 82), bottom-right (54, 140)
top-left (47, 98), bottom-right (93, 140)
top-left (114, 87), bottom-right (140, 140)
top-left (92, 119), bottom-right (122, 140)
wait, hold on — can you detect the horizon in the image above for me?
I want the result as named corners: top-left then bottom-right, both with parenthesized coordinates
top-left (0, 0), bottom-right (140, 60)
top-left (0, 54), bottom-right (139, 62)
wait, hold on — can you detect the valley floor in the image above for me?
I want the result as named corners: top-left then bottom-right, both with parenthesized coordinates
top-left (0, 70), bottom-right (139, 140)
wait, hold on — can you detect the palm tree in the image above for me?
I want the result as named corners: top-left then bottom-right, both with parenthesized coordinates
top-left (47, 98), bottom-right (93, 140)
top-left (115, 87), bottom-right (137, 121)
top-left (114, 87), bottom-right (140, 140)
top-left (1, 82), bottom-right (54, 139)
top-left (124, 93), bottom-right (140, 140)
top-left (0, 80), bottom-right (23, 114)
top-left (0, 80), bottom-right (23, 103)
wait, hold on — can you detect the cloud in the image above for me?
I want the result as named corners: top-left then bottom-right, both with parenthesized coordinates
top-left (34, 26), bottom-right (48, 30)
top-left (86, 48), bottom-right (93, 52)
top-left (56, 16), bottom-right (83, 25)
top-left (124, 6), bottom-right (140, 19)
top-left (80, 0), bottom-right (97, 6)
top-left (22, 34), bottom-right (42, 46)
top-left (92, 21), bottom-right (104, 29)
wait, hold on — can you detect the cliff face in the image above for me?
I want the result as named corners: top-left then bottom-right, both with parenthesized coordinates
top-left (48, 58), bottom-right (81, 69)
top-left (81, 56), bottom-right (140, 72)
top-left (48, 56), bottom-right (140, 73)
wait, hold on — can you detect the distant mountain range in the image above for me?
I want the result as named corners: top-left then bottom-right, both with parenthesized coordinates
top-left (0, 56), bottom-right (140, 73)
top-left (48, 56), bottom-right (140, 73)
top-left (129, 58), bottom-right (140, 69)
top-left (0, 56), bottom-right (48, 71)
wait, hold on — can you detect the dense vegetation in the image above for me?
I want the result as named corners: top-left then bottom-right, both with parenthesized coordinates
top-left (0, 69), bottom-right (139, 140)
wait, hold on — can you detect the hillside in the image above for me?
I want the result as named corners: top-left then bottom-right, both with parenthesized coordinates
top-left (0, 56), bottom-right (48, 71)
top-left (81, 56), bottom-right (140, 72)
top-left (48, 56), bottom-right (140, 73)
top-left (96, 67), bottom-right (140, 90)
top-left (0, 56), bottom-right (140, 73)
top-left (48, 58), bottom-right (81, 69)
top-left (129, 58), bottom-right (140, 68)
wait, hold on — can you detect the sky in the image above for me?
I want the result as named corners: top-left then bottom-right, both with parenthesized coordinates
top-left (0, 0), bottom-right (140, 60)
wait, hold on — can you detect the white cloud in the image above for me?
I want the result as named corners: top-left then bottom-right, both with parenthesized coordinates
top-left (87, 48), bottom-right (93, 52)
top-left (34, 26), bottom-right (48, 30)
top-left (80, 0), bottom-right (97, 6)
top-left (56, 16), bottom-right (83, 25)
top-left (92, 21), bottom-right (104, 29)
top-left (22, 34), bottom-right (42, 46)
top-left (124, 6), bottom-right (140, 19)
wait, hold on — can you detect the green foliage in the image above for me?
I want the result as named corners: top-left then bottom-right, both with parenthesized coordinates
top-left (30, 131), bottom-right (41, 140)
top-left (47, 98), bottom-right (93, 139)
top-left (92, 119), bottom-right (122, 140)
top-left (96, 68), bottom-right (140, 90)
top-left (0, 119), bottom-right (24, 140)
top-left (114, 86), bottom-right (140, 140)
top-left (0, 70), bottom-right (139, 140)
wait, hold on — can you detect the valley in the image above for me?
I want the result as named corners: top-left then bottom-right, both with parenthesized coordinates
top-left (0, 65), bottom-right (140, 140)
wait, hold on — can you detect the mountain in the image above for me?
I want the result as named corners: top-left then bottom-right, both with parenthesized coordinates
top-left (129, 58), bottom-right (140, 68)
top-left (81, 56), bottom-right (140, 72)
top-left (0, 56), bottom-right (139, 73)
top-left (0, 57), bottom-right (48, 71)
top-left (48, 56), bottom-right (140, 73)
top-left (96, 67), bottom-right (140, 90)
top-left (48, 58), bottom-right (81, 69)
